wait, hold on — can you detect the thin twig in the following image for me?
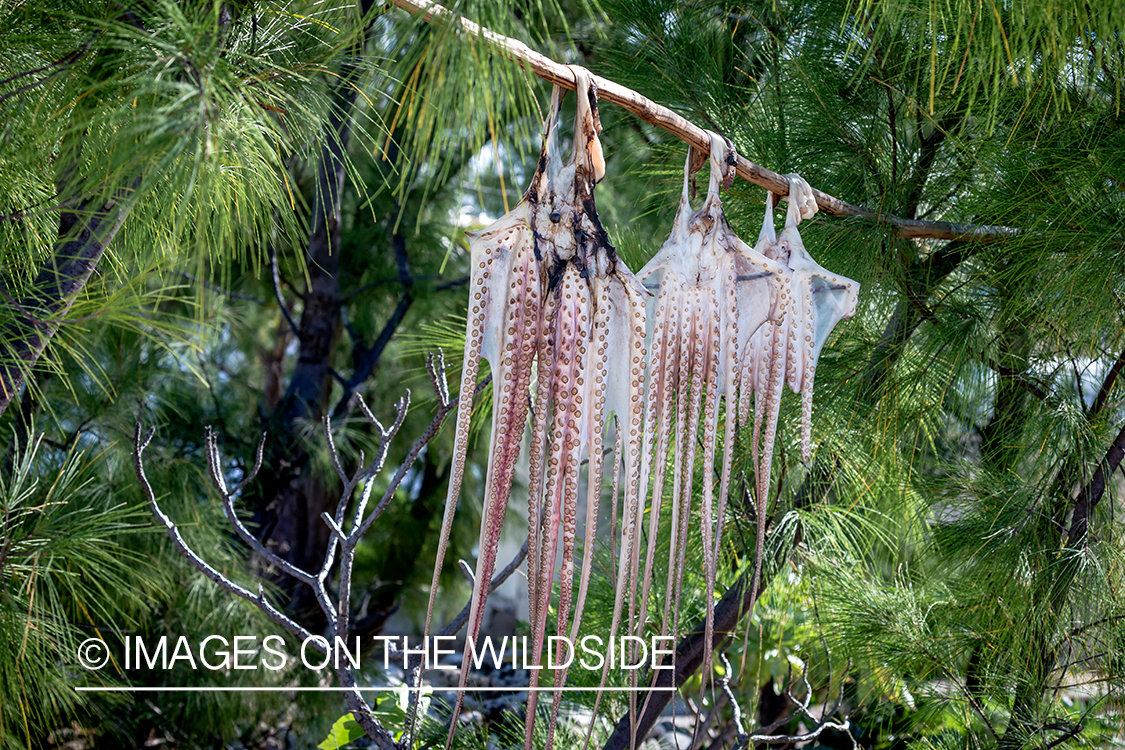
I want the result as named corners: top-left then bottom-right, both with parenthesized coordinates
top-left (207, 430), bottom-right (317, 584)
top-left (181, 273), bottom-right (266, 305)
top-left (438, 539), bottom-right (528, 639)
top-left (341, 274), bottom-right (469, 301)
top-left (269, 246), bottom-right (300, 337)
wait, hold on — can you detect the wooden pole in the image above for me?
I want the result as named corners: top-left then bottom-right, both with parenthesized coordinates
top-left (388, 0), bottom-right (1018, 242)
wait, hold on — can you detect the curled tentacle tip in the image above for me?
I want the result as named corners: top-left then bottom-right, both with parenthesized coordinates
top-left (783, 172), bottom-right (819, 223)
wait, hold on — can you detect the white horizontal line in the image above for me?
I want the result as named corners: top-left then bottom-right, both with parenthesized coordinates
top-left (75, 686), bottom-right (675, 693)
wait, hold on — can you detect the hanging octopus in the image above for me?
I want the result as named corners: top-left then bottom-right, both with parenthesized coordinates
top-left (744, 175), bottom-right (859, 513)
top-left (627, 148), bottom-right (860, 716)
top-left (423, 67), bottom-right (648, 750)
top-left (626, 133), bottom-right (789, 707)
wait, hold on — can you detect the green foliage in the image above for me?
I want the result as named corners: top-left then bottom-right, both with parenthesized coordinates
top-left (0, 435), bottom-right (149, 749)
top-left (317, 712), bottom-right (368, 749)
top-left (585, 1), bottom-right (1125, 747)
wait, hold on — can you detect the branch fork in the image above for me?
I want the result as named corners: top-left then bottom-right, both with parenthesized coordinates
top-left (133, 352), bottom-right (525, 749)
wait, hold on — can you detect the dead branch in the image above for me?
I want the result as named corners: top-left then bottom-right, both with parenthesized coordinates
top-left (708, 651), bottom-right (854, 749)
top-left (388, 0), bottom-right (1019, 242)
top-left (135, 361), bottom-right (444, 748)
top-left (133, 351), bottom-right (506, 749)
top-left (135, 410), bottom-right (402, 749)
top-left (747, 662), bottom-right (852, 746)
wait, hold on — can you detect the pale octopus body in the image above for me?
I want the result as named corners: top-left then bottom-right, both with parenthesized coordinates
top-left (635, 134), bottom-right (787, 702)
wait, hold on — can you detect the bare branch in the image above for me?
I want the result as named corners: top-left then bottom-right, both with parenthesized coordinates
top-left (426, 350), bottom-right (451, 408)
top-left (388, 0), bottom-right (1020, 242)
top-left (348, 392), bottom-right (411, 530)
top-left (458, 559), bottom-right (476, 584)
top-left (715, 654), bottom-right (747, 747)
top-left (231, 433), bottom-right (267, 496)
top-left (269, 245), bottom-right (301, 338)
top-left (132, 423), bottom-right (320, 647)
top-left (323, 415), bottom-right (350, 485)
top-left (134, 359), bottom-right (483, 750)
top-left (321, 512), bottom-right (348, 542)
top-left (748, 718), bottom-right (852, 745)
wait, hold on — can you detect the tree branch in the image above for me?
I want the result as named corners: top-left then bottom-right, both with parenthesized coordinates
top-left (0, 182), bottom-right (139, 417)
top-left (388, 0), bottom-right (1019, 241)
top-left (1067, 420), bottom-right (1125, 548)
top-left (1091, 348), bottom-right (1125, 416)
top-left (268, 245), bottom-right (300, 337)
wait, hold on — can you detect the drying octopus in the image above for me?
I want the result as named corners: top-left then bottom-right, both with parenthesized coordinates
top-left (630, 134), bottom-right (788, 705)
top-left (744, 175), bottom-right (860, 511)
top-left (423, 67), bottom-right (648, 750)
top-left (426, 67), bottom-right (859, 747)
top-left (630, 141), bottom-right (860, 707)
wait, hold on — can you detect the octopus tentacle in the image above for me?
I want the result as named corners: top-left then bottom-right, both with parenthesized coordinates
top-left (446, 238), bottom-right (542, 743)
top-left (585, 276), bottom-right (661, 749)
top-left (637, 280), bottom-right (677, 634)
top-left (672, 292), bottom-right (707, 643)
top-left (697, 289), bottom-right (723, 700)
top-left (608, 422), bottom-right (622, 582)
top-left (424, 257), bottom-right (487, 642)
top-left (777, 174), bottom-right (860, 462)
top-left (525, 340), bottom-right (550, 650)
top-left (532, 266), bottom-right (591, 750)
top-left (662, 296), bottom-right (693, 634)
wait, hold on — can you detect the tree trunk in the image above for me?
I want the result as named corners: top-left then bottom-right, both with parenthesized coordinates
top-left (251, 0), bottom-right (375, 629)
